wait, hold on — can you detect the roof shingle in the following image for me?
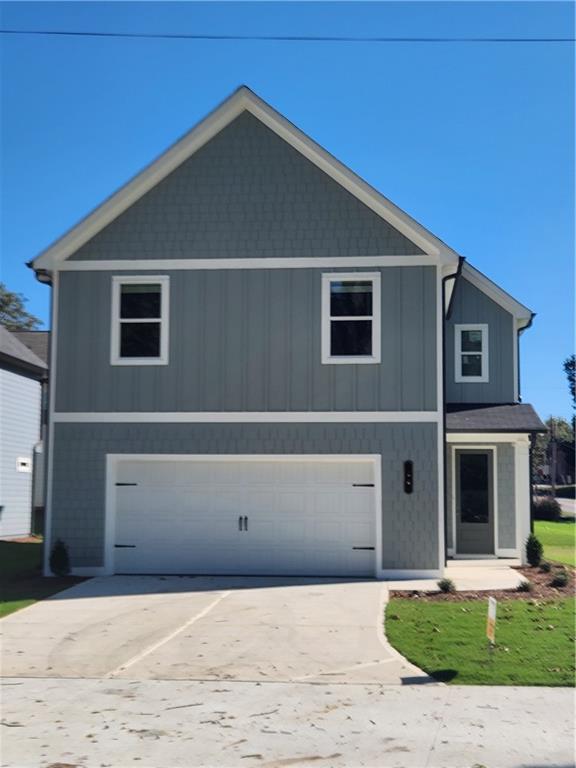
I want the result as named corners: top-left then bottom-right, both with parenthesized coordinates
top-left (446, 403), bottom-right (546, 433)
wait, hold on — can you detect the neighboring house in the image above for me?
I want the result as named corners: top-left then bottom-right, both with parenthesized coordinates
top-left (0, 327), bottom-right (47, 537)
top-left (12, 330), bottom-right (51, 532)
top-left (30, 86), bottom-right (545, 578)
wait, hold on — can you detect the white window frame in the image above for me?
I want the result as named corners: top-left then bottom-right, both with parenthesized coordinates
top-left (111, 276), bottom-right (170, 366)
top-left (454, 323), bottom-right (489, 383)
top-left (321, 272), bottom-right (381, 365)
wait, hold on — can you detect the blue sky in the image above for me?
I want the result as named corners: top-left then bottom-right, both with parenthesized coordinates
top-left (1, 1), bottom-right (574, 418)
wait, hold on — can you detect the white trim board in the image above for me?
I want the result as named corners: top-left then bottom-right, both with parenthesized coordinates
top-left (42, 271), bottom-right (58, 577)
top-left (436, 266), bottom-right (446, 574)
top-left (32, 86), bottom-right (461, 271)
top-left (58, 256), bottom-right (436, 271)
top-left (53, 411), bottom-right (441, 424)
top-left (104, 453), bottom-right (383, 578)
top-left (447, 433), bottom-right (530, 444)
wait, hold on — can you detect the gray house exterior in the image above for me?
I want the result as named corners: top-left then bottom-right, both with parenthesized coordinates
top-left (31, 87), bottom-right (544, 578)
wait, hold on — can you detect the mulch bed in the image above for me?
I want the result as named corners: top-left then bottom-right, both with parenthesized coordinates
top-left (390, 563), bottom-right (575, 602)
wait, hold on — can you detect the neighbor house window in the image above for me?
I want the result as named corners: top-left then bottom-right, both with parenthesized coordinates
top-left (111, 276), bottom-right (169, 365)
top-left (321, 273), bottom-right (381, 364)
top-left (455, 324), bottom-right (488, 383)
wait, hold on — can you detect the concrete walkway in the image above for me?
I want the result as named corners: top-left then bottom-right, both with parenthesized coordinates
top-left (386, 559), bottom-right (526, 592)
top-left (2, 678), bottom-right (573, 768)
top-left (1, 575), bottom-right (429, 684)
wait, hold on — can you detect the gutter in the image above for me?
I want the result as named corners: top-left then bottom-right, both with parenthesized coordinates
top-left (441, 256), bottom-right (465, 566)
top-left (26, 260), bottom-right (52, 286)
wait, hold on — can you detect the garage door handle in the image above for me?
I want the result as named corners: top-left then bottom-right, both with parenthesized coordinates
top-left (115, 544), bottom-right (136, 548)
top-left (244, 515), bottom-right (248, 531)
top-left (238, 516), bottom-right (243, 531)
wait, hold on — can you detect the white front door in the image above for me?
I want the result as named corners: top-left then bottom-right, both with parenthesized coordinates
top-left (113, 457), bottom-right (376, 577)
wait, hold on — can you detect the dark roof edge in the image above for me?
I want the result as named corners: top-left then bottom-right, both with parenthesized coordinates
top-left (0, 353), bottom-right (47, 381)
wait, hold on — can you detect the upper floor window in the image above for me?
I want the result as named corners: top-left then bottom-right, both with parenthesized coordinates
top-left (321, 273), bottom-right (381, 364)
top-left (111, 276), bottom-right (169, 365)
top-left (455, 324), bottom-right (488, 383)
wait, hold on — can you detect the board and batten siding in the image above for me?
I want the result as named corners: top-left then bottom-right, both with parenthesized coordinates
top-left (0, 369), bottom-right (41, 536)
top-left (446, 277), bottom-right (515, 404)
top-left (55, 266), bottom-right (437, 413)
top-left (69, 112), bottom-right (423, 261)
top-left (50, 421), bottom-right (439, 571)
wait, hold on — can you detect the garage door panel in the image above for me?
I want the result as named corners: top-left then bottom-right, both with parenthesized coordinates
top-left (114, 458), bottom-right (375, 577)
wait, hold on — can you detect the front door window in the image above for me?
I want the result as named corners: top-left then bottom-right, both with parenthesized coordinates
top-left (456, 450), bottom-right (494, 555)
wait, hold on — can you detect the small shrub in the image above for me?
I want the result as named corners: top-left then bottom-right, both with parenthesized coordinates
top-left (49, 539), bottom-right (70, 576)
top-left (516, 580), bottom-right (533, 592)
top-left (526, 533), bottom-right (544, 567)
top-left (551, 570), bottom-right (569, 589)
top-left (540, 561), bottom-right (552, 573)
top-left (533, 497), bottom-right (562, 522)
top-left (437, 578), bottom-right (456, 594)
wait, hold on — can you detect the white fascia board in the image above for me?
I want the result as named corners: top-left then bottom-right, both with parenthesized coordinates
top-left (462, 263), bottom-right (533, 325)
top-left (53, 411), bottom-right (440, 424)
top-left (447, 433), bottom-right (530, 444)
top-left (32, 86), bottom-right (460, 272)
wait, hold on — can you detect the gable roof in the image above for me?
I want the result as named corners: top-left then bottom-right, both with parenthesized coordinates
top-left (12, 330), bottom-right (50, 365)
top-left (462, 263), bottom-right (534, 329)
top-left (0, 326), bottom-right (47, 378)
top-left (31, 86), bottom-right (460, 272)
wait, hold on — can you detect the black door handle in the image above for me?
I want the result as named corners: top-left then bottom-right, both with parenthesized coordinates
top-left (238, 515), bottom-right (243, 531)
top-left (244, 515), bottom-right (248, 531)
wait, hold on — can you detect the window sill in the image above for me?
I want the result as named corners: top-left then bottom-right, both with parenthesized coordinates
top-left (454, 376), bottom-right (489, 384)
top-left (111, 358), bottom-right (169, 366)
top-left (322, 356), bottom-right (381, 365)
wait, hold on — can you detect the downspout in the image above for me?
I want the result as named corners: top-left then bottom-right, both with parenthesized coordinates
top-left (26, 261), bottom-right (53, 560)
top-left (441, 256), bottom-right (464, 564)
top-left (516, 312), bottom-right (536, 403)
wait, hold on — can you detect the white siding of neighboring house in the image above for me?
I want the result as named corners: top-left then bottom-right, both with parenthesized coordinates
top-left (0, 368), bottom-right (41, 536)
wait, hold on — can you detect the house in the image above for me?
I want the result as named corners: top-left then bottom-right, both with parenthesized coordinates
top-left (29, 86), bottom-right (545, 578)
top-left (12, 330), bottom-right (51, 533)
top-left (0, 327), bottom-right (48, 537)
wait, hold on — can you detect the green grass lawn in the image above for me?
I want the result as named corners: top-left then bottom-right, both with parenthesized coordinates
top-left (0, 539), bottom-right (83, 619)
top-left (386, 597), bottom-right (575, 686)
top-left (535, 520), bottom-right (576, 566)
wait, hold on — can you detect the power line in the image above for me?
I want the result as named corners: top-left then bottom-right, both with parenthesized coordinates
top-left (0, 29), bottom-right (574, 43)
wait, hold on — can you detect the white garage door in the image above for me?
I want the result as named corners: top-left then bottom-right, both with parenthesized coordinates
top-left (113, 457), bottom-right (376, 577)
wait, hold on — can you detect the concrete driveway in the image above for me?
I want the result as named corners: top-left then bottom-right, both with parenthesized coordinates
top-left (1, 576), bottom-right (429, 684)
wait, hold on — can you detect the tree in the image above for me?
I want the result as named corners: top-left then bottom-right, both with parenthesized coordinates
top-left (0, 283), bottom-right (42, 330)
top-left (564, 355), bottom-right (575, 410)
top-left (532, 416), bottom-right (574, 484)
